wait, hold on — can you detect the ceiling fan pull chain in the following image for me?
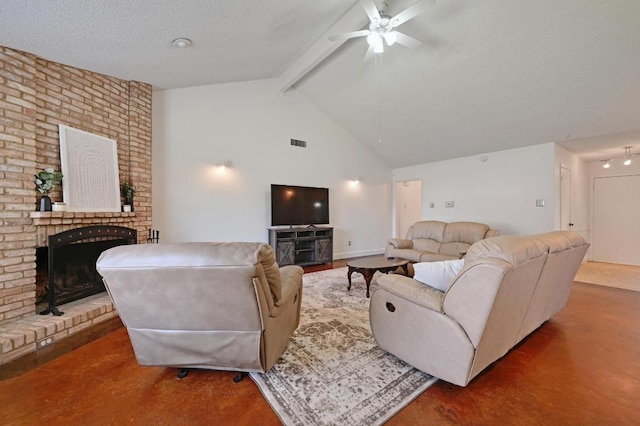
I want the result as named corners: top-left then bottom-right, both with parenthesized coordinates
top-left (375, 53), bottom-right (383, 143)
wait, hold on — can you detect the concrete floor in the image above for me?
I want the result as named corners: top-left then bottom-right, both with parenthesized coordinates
top-left (1, 260), bottom-right (639, 424)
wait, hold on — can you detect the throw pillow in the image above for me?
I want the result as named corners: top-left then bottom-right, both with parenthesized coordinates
top-left (413, 259), bottom-right (465, 292)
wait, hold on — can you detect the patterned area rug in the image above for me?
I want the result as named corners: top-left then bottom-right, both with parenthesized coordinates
top-left (250, 267), bottom-right (437, 425)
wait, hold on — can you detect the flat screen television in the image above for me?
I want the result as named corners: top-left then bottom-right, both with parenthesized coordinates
top-left (271, 184), bottom-right (329, 226)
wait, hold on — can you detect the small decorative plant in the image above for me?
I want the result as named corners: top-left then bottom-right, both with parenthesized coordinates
top-left (120, 181), bottom-right (136, 204)
top-left (35, 168), bottom-right (63, 195)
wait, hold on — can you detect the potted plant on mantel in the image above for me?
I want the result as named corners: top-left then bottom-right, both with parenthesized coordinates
top-left (121, 181), bottom-right (136, 212)
top-left (35, 167), bottom-right (63, 212)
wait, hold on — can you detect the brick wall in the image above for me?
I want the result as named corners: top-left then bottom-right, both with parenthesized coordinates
top-left (0, 47), bottom-right (152, 325)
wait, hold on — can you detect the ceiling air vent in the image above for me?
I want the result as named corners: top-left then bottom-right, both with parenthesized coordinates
top-left (290, 139), bottom-right (307, 148)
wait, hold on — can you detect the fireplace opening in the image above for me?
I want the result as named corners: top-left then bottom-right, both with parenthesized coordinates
top-left (37, 225), bottom-right (137, 315)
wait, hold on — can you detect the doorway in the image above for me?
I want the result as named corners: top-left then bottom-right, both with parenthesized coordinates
top-left (560, 166), bottom-right (572, 230)
top-left (395, 180), bottom-right (422, 238)
top-left (592, 175), bottom-right (640, 266)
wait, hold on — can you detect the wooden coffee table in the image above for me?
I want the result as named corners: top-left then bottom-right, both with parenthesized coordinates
top-left (346, 255), bottom-right (409, 298)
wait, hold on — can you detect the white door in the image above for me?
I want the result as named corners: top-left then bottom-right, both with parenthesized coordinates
top-left (593, 175), bottom-right (640, 266)
top-left (395, 180), bottom-right (422, 238)
top-left (560, 166), bottom-right (572, 230)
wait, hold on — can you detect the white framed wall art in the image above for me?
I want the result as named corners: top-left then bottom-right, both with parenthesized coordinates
top-left (59, 124), bottom-right (121, 212)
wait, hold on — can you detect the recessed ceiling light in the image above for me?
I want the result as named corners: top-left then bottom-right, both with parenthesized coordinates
top-left (171, 38), bottom-right (192, 48)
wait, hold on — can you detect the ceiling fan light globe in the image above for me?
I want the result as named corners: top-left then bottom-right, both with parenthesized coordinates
top-left (624, 159), bottom-right (631, 166)
top-left (373, 43), bottom-right (384, 53)
top-left (384, 31), bottom-right (397, 46)
top-left (367, 33), bottom-right (380, 47)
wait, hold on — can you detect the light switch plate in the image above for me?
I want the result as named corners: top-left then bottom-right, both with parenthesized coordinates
top-left (536, 199), bottom-right (545, 207)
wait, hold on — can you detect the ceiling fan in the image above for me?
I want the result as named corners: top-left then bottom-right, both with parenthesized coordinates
top-left (329, 0), bottom-right (432, 57)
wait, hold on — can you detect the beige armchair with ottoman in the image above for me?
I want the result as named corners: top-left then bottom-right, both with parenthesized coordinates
top-left (96, 242), bottom-right (303, 376)
top-left (370, 231), bottom-right (588, 386)
top-left (385, 220), bottom-right (499, 262)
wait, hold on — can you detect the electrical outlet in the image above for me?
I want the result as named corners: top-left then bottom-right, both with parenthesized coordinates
top-left (37, 337), bottom-right (53, 349)
top-left (445, 201), bottom-right (455, 208)
top-left (348, 240), bottom-right (351, 246)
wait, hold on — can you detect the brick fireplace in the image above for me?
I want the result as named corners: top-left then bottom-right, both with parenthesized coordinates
top-left (0, 47), bottom-right (152, 364)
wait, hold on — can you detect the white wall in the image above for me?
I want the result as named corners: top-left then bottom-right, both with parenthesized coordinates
top-left (391, 144), bottom-right (557, 235)
top-left (152, 78), bottom-right (392, 259)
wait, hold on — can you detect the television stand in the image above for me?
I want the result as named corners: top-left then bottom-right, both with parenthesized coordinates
top-left (268, 227), bottom-right (333, 266)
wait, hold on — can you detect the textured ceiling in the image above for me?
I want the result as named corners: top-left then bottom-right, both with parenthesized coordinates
top-left (1, 0), bottom-right (639, 168)
top-left (0, 0), bottom-right (350, 88)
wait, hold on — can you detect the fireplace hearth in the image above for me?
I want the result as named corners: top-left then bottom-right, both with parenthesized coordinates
top-left (39, 225), bottom-right (137, 316)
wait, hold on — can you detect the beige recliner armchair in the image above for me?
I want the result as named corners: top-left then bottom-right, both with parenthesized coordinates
top-left (96, 242), bottom-right (303, 374)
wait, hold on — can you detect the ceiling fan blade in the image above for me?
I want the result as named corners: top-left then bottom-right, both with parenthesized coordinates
top-left (328, 30), bottom-right (370, 42)
top-left (394, 32), bottom-right (424, 50)
top-left (359, 0), bottom-right (381, 23)
top-left (391, 0), bottom-right (433, 27)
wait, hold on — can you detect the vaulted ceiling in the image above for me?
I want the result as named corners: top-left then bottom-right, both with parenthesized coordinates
top-left (2, 0), bottom-right (639, 167)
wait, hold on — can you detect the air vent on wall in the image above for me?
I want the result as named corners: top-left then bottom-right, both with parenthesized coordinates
top-left (290, 139), bottom-right (307, 148)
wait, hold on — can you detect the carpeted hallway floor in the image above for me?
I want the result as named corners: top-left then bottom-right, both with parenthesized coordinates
top-left (575, 261), bottom-right (640, 292)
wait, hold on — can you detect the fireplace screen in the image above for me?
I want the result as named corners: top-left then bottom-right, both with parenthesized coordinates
top-left (40, 225), bottom-right (137, 316)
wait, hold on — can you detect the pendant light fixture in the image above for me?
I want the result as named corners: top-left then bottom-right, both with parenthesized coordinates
top-left (600, 146), bottom-right (636, 168)
top-left (623, 146), bottom-right (632, 166)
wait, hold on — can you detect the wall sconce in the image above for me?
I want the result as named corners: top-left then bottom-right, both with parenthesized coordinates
top-left (348, 177), bottom-right (361, 189)
top-left (218, 160), bottom-right (232, 170)
top-left (602, 160), bottom-right (610, 169)
top-left (212, 160), bottom-right (232, 175)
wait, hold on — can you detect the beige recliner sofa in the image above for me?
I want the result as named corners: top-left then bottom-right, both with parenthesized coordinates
top-left (370, 231), bottom-right (588, 386)
top-left (96, 242), bottom-right (303, 373)
top-left (385, 220), bottom-right (499, 262)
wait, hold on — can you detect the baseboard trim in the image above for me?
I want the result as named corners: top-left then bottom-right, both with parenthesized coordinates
top-left (333, 248), bottom-right (384, 260)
